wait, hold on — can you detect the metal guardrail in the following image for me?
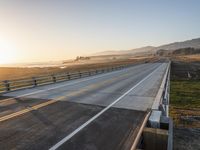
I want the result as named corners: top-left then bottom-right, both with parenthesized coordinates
top-left (0, 64), bottom-right (132, 93)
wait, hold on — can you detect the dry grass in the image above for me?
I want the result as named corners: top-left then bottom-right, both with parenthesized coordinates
top-left (173, 54), bottom-right (200, 62)
top-left (170, 80), bottom-right (200, 128)
top-left (170, 106), bottom-right (200, 128)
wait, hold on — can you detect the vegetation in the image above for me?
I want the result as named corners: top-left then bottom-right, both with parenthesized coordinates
top-left (156, 47), bottom-right (200, 57)
top-left (170, 80), bottom-right (200, 127)
top-left (170, 60), bottom-right (200, 128)
top-left (170, 80), bottom-right (200, 109)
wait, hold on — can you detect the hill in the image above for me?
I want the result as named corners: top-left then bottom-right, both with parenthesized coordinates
top-left (91, 38), bottom-right (200, 56)
top-left (92, 46), bottom-right (155, 56)
top-left (156, 38), bottom-right (200, 50)
top-left (156, 47), bottom-right (200, 56)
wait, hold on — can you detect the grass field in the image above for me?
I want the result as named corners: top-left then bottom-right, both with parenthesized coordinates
top-left (167, 60), bottom-right (200, 150)
top-left (173, 54), bottom-right (200, 62)
top-left (170, 80), bottom-right (200, 127)
top-left (170, 80), bottom-right (200, 109)
top-left (171, 80), bottom-right (200, 150)
top-left (170, 60), bottom-right (200, 128)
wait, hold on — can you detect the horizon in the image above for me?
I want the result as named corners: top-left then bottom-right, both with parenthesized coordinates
top-left (1, 36), bottom-right (199, 66)
top-left (0, 0), bottom-right (200, 64)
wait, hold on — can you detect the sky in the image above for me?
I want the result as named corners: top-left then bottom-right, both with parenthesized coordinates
top-left (0, 0), bottom-right (200, 64)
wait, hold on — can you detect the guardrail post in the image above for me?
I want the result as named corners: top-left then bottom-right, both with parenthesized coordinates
top-left (32, 77), bottom-right (37, 86)
top-left (52, 75), bottom-right (56, 83)
top-left (4, 80), bottom-right (10, 91)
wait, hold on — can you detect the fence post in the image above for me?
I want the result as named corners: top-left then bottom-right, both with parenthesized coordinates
top-left (32, 77), bottom-right (37, 86)
top-left (4, 80), bottom-right (10, 91)
top-left (52, 75), bottom-right (56, 83)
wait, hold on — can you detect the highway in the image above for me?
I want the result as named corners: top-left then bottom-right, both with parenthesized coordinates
top-left (0, 62), bottom-right (168, 150)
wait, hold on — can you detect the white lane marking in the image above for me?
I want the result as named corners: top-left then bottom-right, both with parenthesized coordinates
top-left (1, 65), bottom-right (137, 103)
top-left (49, 63), bottom-right (164, 150)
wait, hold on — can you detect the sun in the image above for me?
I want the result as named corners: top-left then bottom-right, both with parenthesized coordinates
top-left (0, 39), bottom-right (17, 64)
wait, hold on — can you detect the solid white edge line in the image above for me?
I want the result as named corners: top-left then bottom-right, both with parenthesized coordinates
top-left (49, 63), bottom-right (164, 150)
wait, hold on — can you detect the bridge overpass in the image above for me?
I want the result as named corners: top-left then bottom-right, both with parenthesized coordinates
top-left (0, 62), bottom-right (172, 150)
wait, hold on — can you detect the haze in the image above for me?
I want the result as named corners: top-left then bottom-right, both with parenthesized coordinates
top-left (0, 0), bottom-right (200, 64)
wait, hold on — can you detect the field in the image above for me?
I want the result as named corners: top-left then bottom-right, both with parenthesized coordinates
top-left (170, 80), bottom-right (200, 127)
top-left (170, 58), bottom-right (200, 150)
top-left (173, 54), bottom-right (200, 62)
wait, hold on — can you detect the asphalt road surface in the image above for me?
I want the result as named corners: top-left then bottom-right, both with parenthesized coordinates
top-left (0, 62), bottom-right (168, 150)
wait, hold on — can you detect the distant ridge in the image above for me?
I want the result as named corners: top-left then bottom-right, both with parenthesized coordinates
top-left (91, 37), bottom-right (200, 56)
top-left (156, 38), bottom-right (200, 50)
top-left (156, 47), bottom-right (200, 56)
top-left (91, 46), bottom-right (155, 56)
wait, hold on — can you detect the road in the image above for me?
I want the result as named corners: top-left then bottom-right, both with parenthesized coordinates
top-left (0, 62), bottom-right (168, 150)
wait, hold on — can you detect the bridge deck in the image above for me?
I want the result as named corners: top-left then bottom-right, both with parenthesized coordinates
top-left (0, 63), bottom-right (167, 150)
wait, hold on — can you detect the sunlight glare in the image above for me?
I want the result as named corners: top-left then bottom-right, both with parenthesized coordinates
top-left (0, 39), bottom-right (17, 64)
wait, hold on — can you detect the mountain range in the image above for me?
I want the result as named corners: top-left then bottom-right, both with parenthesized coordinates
top-left (92, 37), bottom-right (200, 56)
